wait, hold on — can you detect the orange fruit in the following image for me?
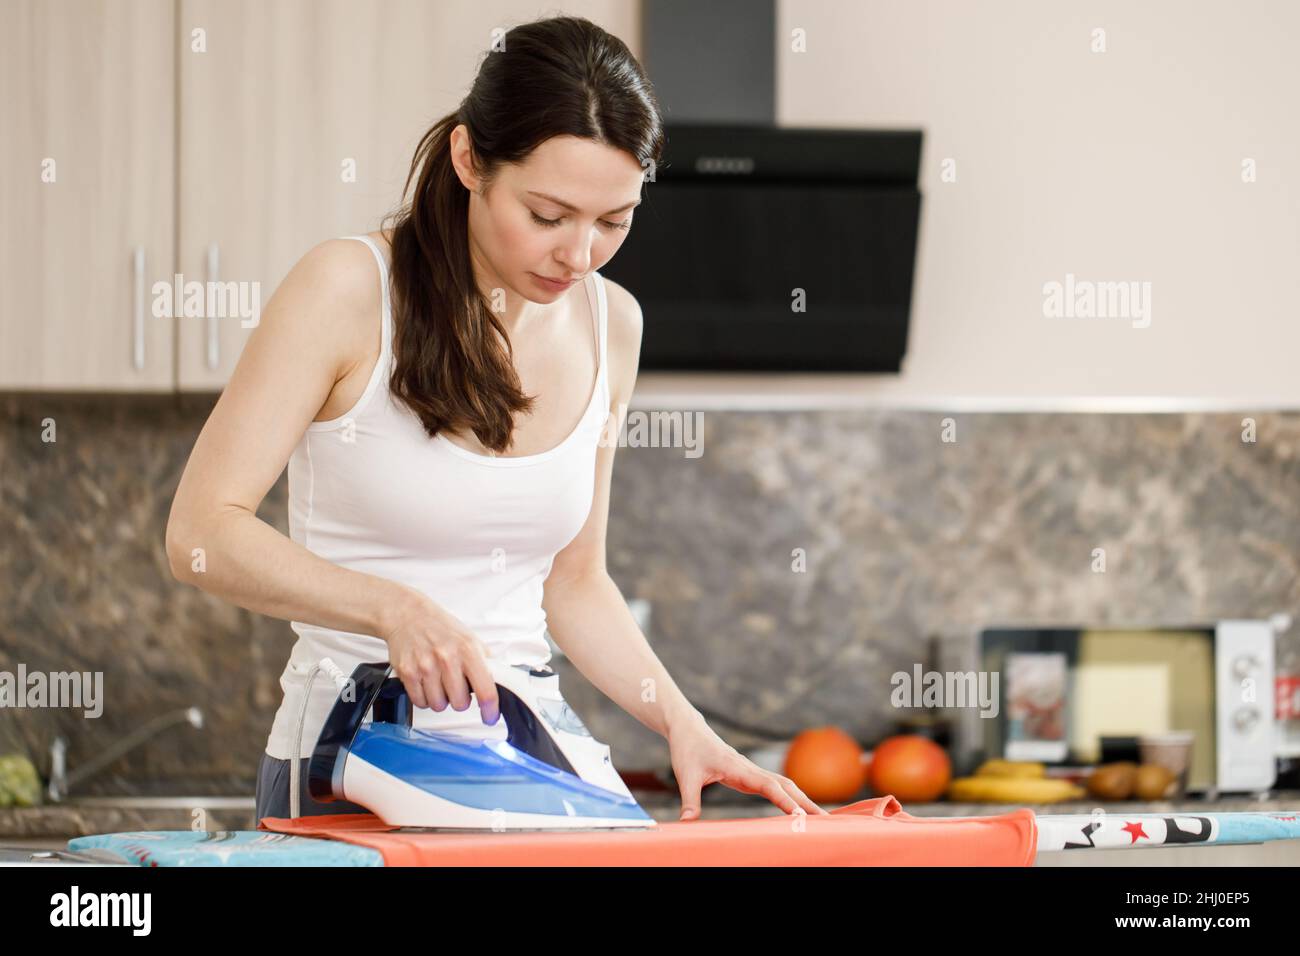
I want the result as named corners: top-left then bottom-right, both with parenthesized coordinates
top-left (782, 727), bottom-right (869, 802)
top-left (867, 735), bottom-right (951, 803)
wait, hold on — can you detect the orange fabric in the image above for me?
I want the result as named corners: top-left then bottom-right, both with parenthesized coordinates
top-left (258, 795), bottom-right (1037, 866)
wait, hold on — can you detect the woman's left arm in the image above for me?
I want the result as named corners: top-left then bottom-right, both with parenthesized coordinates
top-left (541, 280), bottom-right (826, 820)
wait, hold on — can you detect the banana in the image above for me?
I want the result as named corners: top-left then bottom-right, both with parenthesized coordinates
top-left (974, 759), bottom-right (1046, 778)
top-left (947, 775), bottom-right (1084, 804)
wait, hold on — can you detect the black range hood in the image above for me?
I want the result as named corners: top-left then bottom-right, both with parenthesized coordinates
top-left (609, 0), bottom-right (923, 372)
top-left (601, 122), bottom-right (923, 372)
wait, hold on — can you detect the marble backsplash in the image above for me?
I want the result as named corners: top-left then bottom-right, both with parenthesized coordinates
top-left (2, 393), bottom-right (1298, 797)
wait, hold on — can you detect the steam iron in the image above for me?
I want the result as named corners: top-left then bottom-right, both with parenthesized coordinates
top-left (308, 659), bottom-right (658, 831)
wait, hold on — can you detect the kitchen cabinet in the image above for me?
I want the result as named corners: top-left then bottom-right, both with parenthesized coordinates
top-left (0, 0), bottom-right (175, 390)
top-left (175, 0), bottom-right (461, 389)
top-left (3, 0), bottom-right (640, 392)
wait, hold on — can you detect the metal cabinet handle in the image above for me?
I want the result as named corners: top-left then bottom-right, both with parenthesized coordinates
top-left (205, 242), bottom-right (220, 369)
top-left (132, 246), bottom-right (145, 371)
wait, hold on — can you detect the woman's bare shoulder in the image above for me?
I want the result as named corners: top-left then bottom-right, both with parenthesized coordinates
top-left (293, 236), bottom-right (384, 319)
top-left (265, 236), bottom-right (386, 372)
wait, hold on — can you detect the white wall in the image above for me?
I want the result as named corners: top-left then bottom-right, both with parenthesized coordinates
top-left (636, 0), bottom-right (1299, 410)
top-left (777, 0), bottom-right (1300, 405)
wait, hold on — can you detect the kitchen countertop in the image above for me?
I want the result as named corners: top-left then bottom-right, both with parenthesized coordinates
top-left (844, 790), bottom-right (1300, 817)
top-left (5, 789), bottom-right (1299, 839)
top-left (662, 787), bottom-right (1300, 817)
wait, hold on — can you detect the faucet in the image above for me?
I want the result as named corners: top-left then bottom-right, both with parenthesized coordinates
top-left (47, 707), bottom-right (204, 802)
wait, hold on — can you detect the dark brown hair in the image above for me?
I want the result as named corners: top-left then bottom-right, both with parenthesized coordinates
top-left (380, 15), bottom-right (664, 453)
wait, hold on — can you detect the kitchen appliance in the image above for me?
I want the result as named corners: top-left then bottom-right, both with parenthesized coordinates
top-left (307, 659), bottom-right (658, 830)
top-left (600, 123), bottom-right (922, 372)
top-left (977, 619), bottom-right (1285, 793)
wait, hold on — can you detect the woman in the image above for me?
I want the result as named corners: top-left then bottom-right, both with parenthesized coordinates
top-left (166, 15), bottom-right (824, 825)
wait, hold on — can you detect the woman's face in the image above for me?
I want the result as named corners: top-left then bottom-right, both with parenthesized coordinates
top-left (452, 128), bottom-right (645, 304)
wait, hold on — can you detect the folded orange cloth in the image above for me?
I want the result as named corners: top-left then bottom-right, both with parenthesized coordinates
top-left (258, 795), bottom-right (1037, 866)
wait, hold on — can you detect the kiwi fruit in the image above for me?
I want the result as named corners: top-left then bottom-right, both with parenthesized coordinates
top-left (1086, 761), bottom-right (1138, 800)
top-left (1134, 764), bottom-right (1176, 800)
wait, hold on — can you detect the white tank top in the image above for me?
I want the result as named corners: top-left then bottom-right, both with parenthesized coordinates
top-left (265, 234), bottom-right (611, 759)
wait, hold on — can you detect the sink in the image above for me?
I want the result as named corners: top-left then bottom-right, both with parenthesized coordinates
top-left (0, 845), bottom-right (130, 866)
top-left (0, 795), bottom-right (258, 838)
top-left (65, 796), bottom-right (254, 810)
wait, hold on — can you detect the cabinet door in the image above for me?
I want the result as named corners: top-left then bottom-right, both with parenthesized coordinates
top-left (0, 0), bottom-right (175, 390)
top-left (175, 0), bottom-right (641, 389)
top-left (176, 0), bottom-right (453, 390)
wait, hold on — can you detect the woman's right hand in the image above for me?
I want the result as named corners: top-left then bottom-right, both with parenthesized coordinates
top-left (380, 589), bottom-right (499, 724)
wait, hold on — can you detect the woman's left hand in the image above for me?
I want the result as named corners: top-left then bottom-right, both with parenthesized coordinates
top-left (667, 715), bottom-right (829, 821)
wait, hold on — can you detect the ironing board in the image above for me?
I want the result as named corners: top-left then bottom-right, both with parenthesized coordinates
top-left (259, 799), bottom-right (1300, 866)
top-left (257, 795), bottom-right (1038, 866)
top-left (64, 799), bottom-right (1300, 865)
top-left (66, 829), bottom-right (382, 866)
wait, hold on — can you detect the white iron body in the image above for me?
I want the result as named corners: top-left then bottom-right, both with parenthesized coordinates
top-left (309, 659), bottom-right (658, 831)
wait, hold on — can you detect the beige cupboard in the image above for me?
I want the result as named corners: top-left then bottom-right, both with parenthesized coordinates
top-left (2, 0), bottom-right (639, 391)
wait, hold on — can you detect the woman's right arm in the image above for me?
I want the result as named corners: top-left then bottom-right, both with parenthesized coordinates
top-left (164, 239), bottom-right (498, 719)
